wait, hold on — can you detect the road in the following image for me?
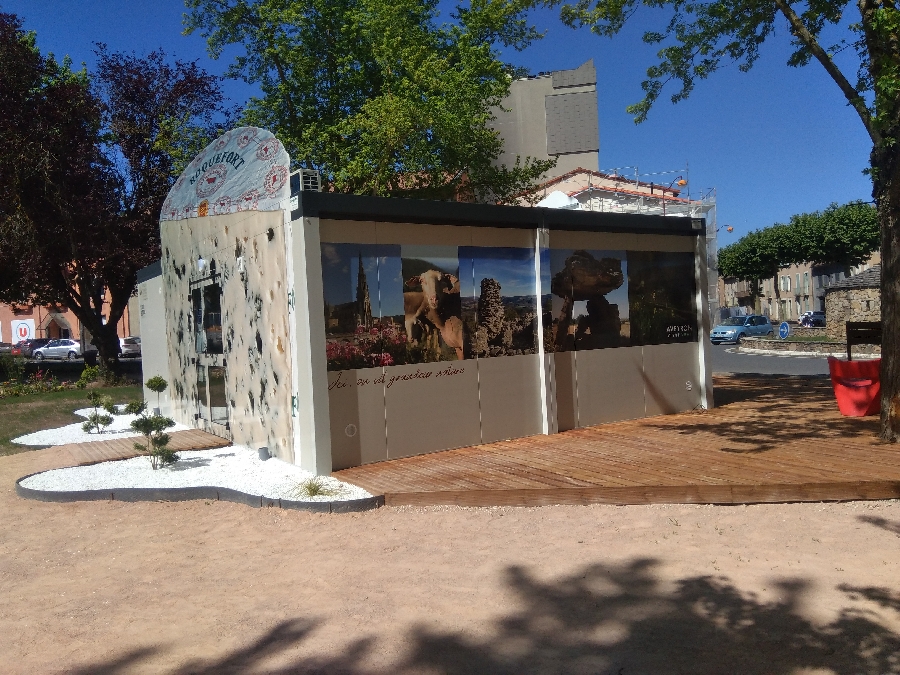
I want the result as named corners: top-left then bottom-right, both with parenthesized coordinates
top-left (708, 342), bottom-right (830, 376)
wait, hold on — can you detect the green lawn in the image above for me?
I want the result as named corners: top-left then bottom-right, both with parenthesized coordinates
top-left (0, 385), bottom-right (143, 456)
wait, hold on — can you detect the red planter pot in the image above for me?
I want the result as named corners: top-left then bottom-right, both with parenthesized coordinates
top-left (827, 356), bottom-right (881, 417)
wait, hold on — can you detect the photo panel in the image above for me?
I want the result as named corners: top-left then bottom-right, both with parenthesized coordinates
top-left (460, 246), bottom-right (537, 358)
top-left (627, 251), bottom-right (698, 345)
top-left (539, 247), bottom-right (552, 353)
top-left (321, 242), bottom-right (400, 371)
top-left (547, 249), bottom-right (629, 352)
top-left (398, 245), bottom-right (465, 364)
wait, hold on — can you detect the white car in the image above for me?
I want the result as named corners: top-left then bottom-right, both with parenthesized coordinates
top-left (119, 336), bottom-right (142, 358)
top-left (32, 339), bottom-right (83, 361)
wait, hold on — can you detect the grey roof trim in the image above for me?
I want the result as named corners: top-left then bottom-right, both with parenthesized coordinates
top-left (292, 191), bottom-right (704, 237)
top-left (823, 265), bottom-right (880, 292)
top-left (136, 260), bottom-right (162, 284)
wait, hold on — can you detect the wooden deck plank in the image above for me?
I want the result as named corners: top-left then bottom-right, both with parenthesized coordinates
top-left (49, 429), bottom-right (231, 467)
top-left (333, 376), bottom-right (900, 506)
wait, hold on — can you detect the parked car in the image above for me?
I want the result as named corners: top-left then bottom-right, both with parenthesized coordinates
top-left (32, 339), bottom-right (83, 361)
top-left (710, 315), bottom-right (774, 344)
top-left (14, 338), bottom-right (51, 358)
top-left (0, 342), bottom-right (12, 355)
top-left (799, 311), bottom-right (826, 327)
top-left (119, 336), bottom-right (141, 358)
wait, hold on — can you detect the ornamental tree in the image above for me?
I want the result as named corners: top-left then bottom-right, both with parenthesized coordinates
top-left (0, 13), bottom-right (233, 373)
top-left (559, 0), bottom-right (900, 441)
top-left (719, 202), bottom-right (879, 310)
top-left (184, 0), bottom-right (555, 202)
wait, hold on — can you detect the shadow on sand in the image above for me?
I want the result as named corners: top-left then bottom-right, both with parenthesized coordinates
top-left (68, 555), bottom-right (900, 675)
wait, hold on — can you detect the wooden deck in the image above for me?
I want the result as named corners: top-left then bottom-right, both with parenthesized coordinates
top-left (53, 429), bottom-right (231, 467)
top-left (333, 376), bottom-right (900, 507)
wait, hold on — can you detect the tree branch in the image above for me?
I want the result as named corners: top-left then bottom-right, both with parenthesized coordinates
top-left (773, 0), bottom-right (878, 145)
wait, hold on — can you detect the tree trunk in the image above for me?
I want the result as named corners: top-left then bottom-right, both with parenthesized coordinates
top-left (860, 0), bottom-right (900, 442)
top-left (64, 287), bottom-right (129, 376)
top-left (878, 143), bottom-right (900, 441)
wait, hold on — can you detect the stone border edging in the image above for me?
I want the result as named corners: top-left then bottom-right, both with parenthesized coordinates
top-left (14, 472), bottom-right (383, 513)
top-left (736, 345), bottom-right (881, 359)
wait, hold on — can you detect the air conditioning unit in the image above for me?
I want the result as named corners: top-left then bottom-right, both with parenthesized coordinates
top-left (290, 169), bottom-right (321, 195)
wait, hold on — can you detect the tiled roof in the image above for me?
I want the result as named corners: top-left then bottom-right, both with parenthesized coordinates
top-left (824, 265), bottom-right (880, 292)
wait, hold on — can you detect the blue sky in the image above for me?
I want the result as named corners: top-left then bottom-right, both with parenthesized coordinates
top-left (3, 0), bottom-right (873, 241)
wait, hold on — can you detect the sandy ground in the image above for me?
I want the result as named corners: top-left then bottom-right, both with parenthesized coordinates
top-left (2, 447), bottom-right (900, 675)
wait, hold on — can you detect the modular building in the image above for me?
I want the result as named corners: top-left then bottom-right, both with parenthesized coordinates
top-left (138, 127), bottom-right (714, 474)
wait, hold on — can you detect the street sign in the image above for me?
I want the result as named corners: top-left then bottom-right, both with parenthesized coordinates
top-left (12, 319), bottom-right (35, 342)
top-left (779, 321), bottom-right (790, 340)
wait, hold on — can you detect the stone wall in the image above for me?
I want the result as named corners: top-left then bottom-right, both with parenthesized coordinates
top-left (825, 288), bottom-right (881, 339)
top-left (739, 336), bottom-right (880, 356)
top-left (785, 326), bottom-right (829, 339)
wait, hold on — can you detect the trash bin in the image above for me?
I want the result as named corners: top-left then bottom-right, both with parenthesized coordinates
top-left (827, 356), bottom-right (881, 416)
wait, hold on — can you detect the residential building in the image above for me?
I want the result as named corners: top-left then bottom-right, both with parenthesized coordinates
top-left (717, 252), bottom-right (881, 321)
top-left (0, 297), bottom-right (138, 346)
top-left (491, 60), bottom-right (599, 177)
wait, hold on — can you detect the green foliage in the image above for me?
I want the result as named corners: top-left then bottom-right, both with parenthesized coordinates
top-left (789, 202), bottom-right (879, 269)
top-left (145, 375), bottom-right (168, 409)
top-left (123, 400), bottom-right (147, 416)
top-left (718, 202), bottom-right (879, 282)
top-left (76, 365), bottom-right (100, 389)
top-left (130, 409), bottom-right (176, 469)
top-left (145, 376), bottom-right (168, 394)
top-left (102, 398), bottom-right (121, 416)
top-left (0, 14), bottom-right (233, 374)
top-left (0, 354), bottom-right (26, 383)
top-left (557, 1), bottom-right (883, 133)
top-left (289, 476), bottom-right (340, 499)
top-left (83, 391), bottom-right (118, 434)
top-left (81, 411), bottom-right (113, 435)
top-left (718, 224), bottom-right (795, 282)
top-left (184, 0), bottom-right (555, 202)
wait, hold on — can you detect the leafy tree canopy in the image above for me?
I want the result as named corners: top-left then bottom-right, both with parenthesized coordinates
top-left (0, 12), bottom-right (232, 370)
top-left (718, 202), bottom-right (879, 281)
top-left (718, 223), bottom-right (794, 283)
top-left (184, 0), bottom-right (555, 202)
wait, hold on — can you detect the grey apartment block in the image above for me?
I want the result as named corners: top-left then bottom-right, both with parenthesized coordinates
top-left (492, 60), bottom-right (599, 176)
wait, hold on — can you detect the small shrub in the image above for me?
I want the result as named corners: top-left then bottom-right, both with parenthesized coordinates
top-left (81, 412), bottom-right (113, 434)
top-left (0, 354), bottom-right (26, 383)
top-left (76, 365), bottom-right (100, 389)
top-left (130, 405), bottom-right (177, 469)
top-left (102, 398), bottom-right (121, 416)
top-left (145, 375), bottom-right (168, 409)
top-left (82, 391), bottom-right (115, 434)
top-left (289, 476), bottom-right (340, 499)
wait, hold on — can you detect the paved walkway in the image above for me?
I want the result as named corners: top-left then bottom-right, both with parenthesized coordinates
top-left (334, 375), bottom-right (900, 507)
top-left (49, 429), bottom-right (230, 467)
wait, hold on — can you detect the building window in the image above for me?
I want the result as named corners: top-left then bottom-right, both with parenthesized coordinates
top-left (190, 271), bottom-right (224, 354)
top-left (196, 364), bottom-right (209, 421)
top-left (208, 366), bottom-right (228, 425)
top-left (781, 276), bottom-right (791, 293)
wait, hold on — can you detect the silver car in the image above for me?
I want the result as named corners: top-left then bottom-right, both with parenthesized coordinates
top-left (32, 339), bottom-right (83, 361)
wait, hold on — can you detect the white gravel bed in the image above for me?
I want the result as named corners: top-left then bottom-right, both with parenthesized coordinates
top-left (19, 446), bottom-right (372, 502)
top-left (13, 406), bottom-right (191, 446)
